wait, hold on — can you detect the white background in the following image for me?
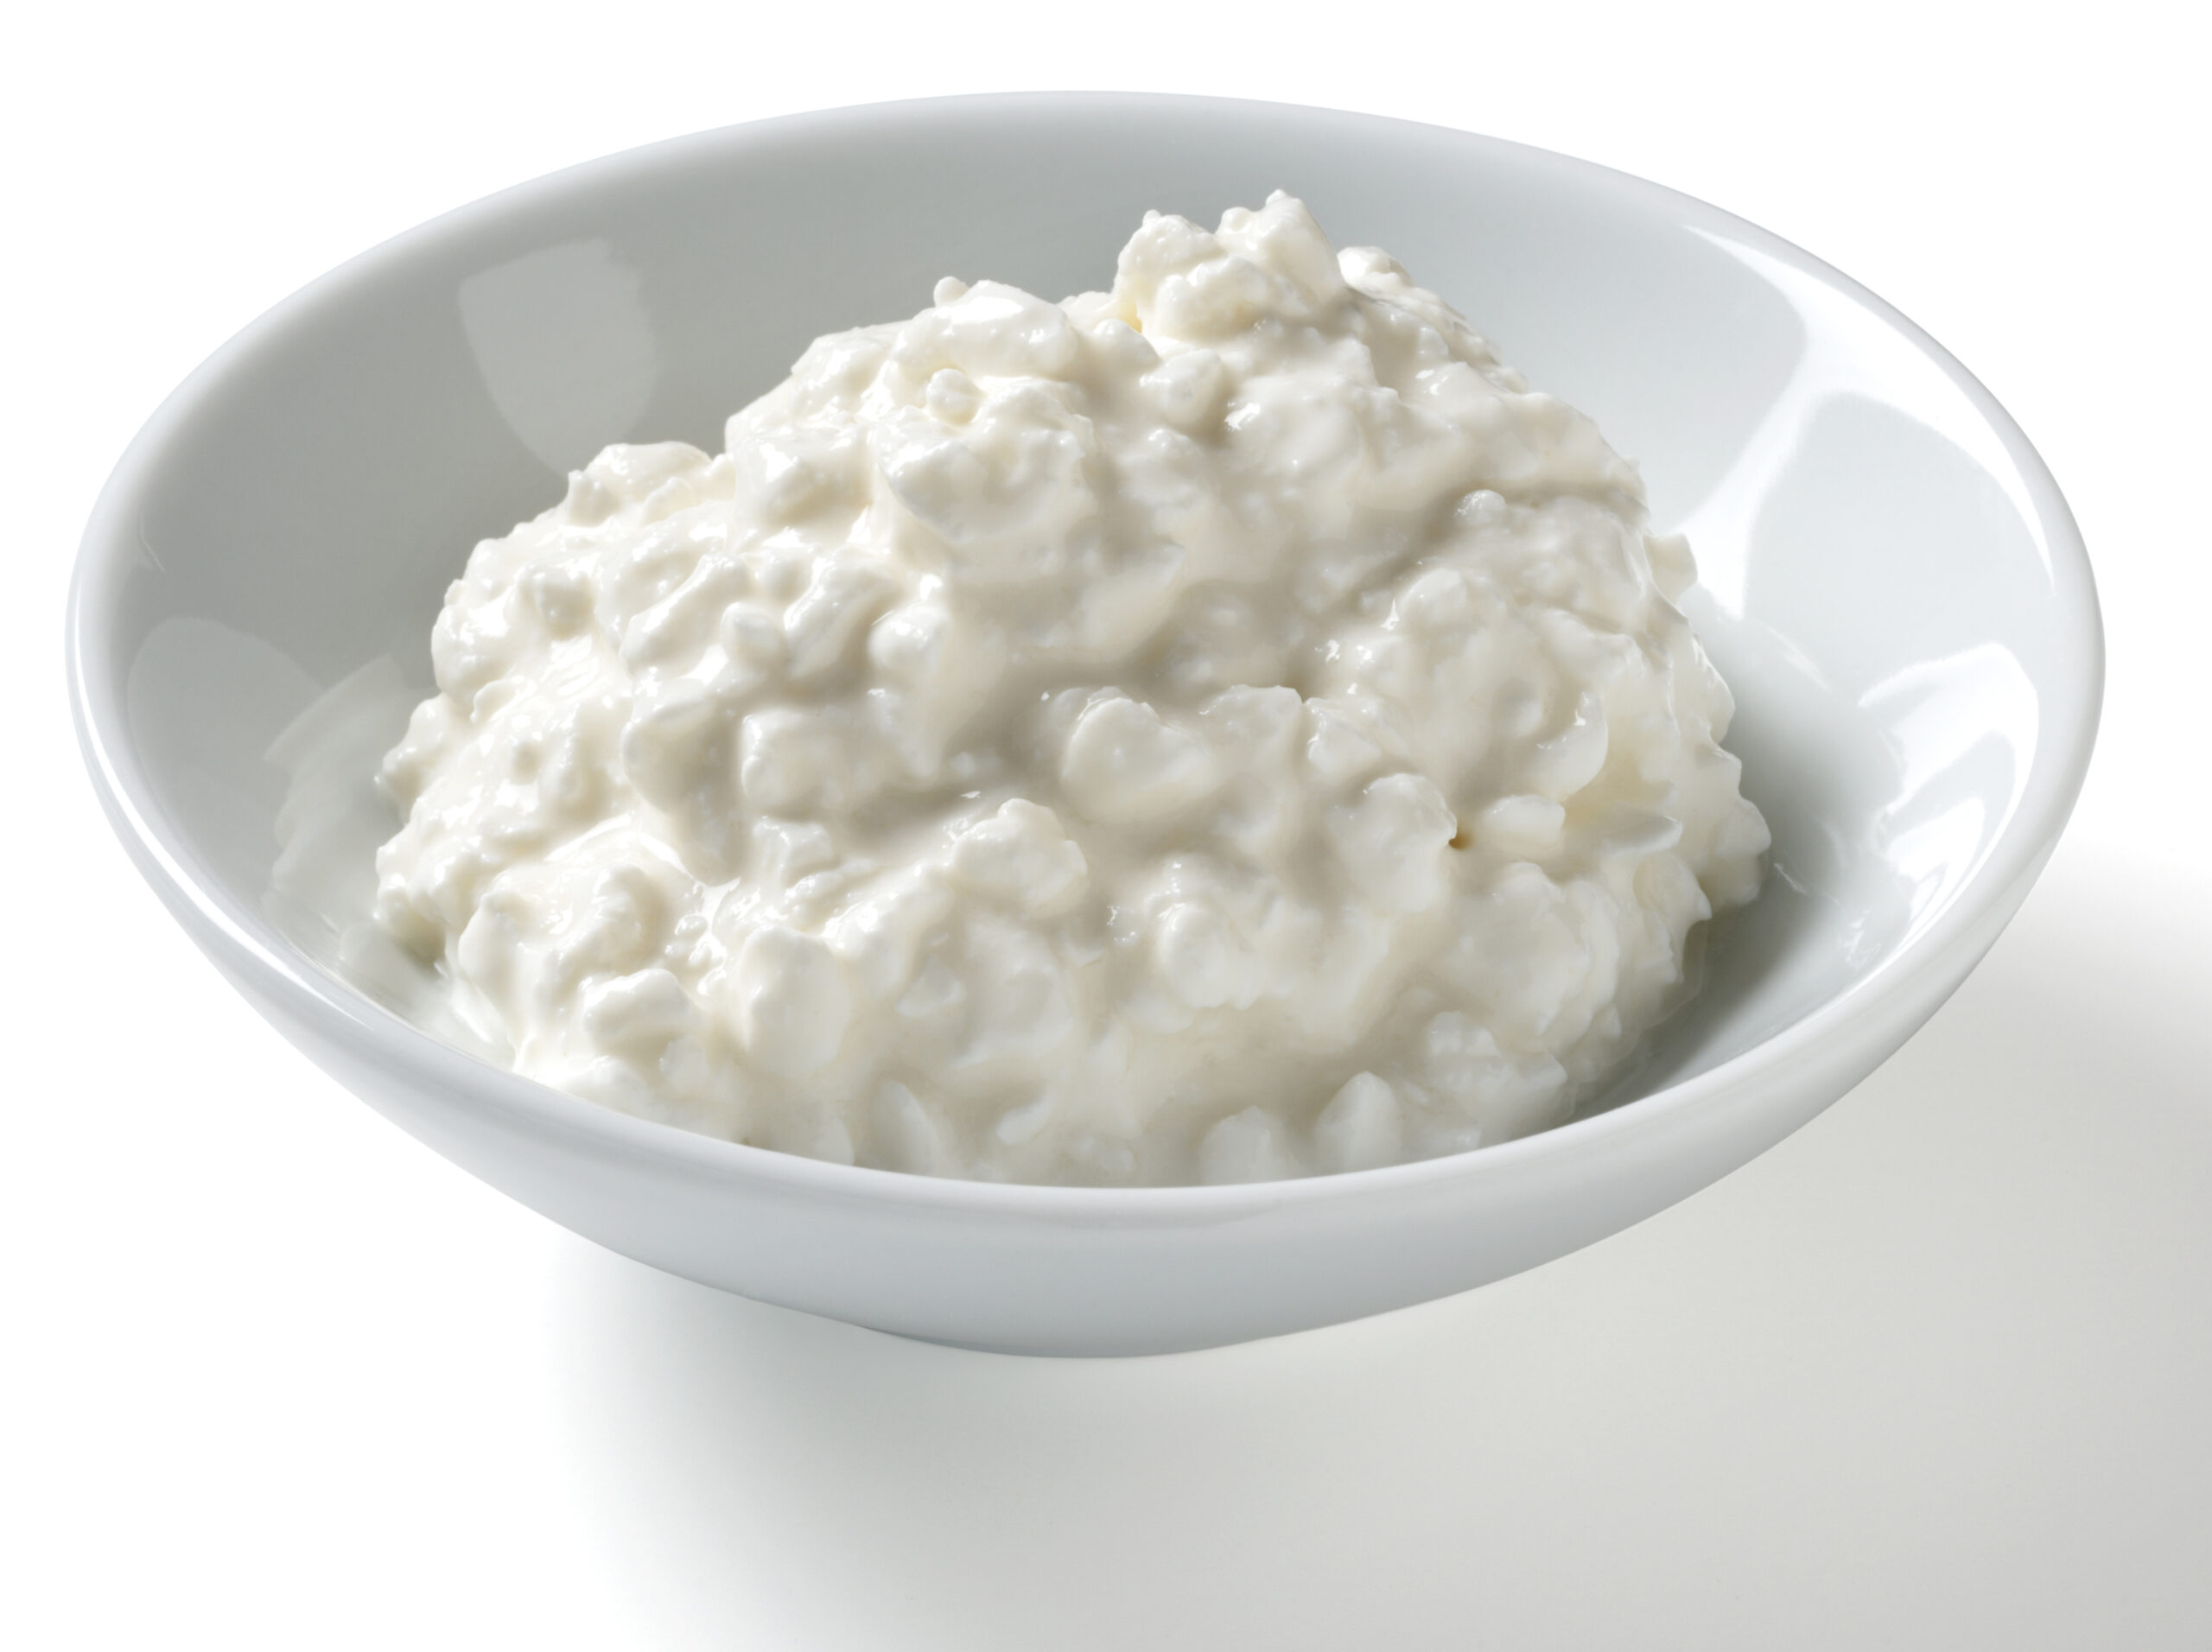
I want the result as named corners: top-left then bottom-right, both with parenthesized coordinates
top-left (7, 3), bottom-right (2209, 1645)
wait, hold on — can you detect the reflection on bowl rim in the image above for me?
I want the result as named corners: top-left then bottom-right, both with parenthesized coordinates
top-left (65, 92), bottom-right (2105, 1214)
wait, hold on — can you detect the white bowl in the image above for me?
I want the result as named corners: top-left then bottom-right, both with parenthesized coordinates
top-left (67, 94), bottom-right (2101, 1356)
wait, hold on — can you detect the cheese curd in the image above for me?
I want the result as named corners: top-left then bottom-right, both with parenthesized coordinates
top-left (372, 194), bottom-right (1769, 1185)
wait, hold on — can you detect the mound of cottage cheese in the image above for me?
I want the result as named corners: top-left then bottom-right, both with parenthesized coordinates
top-left (372, 194), bottom-right (1769, 1185)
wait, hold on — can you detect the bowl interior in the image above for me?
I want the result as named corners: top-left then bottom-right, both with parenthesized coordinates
top-left (86, 95), bottom-right (2090, 1135)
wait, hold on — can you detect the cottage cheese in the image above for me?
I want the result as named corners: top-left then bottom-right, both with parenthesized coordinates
top-left (372, 194), bottom-right (1769, 1185)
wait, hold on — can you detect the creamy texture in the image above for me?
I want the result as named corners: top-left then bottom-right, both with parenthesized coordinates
top-left (372, 194), bottom-right (1769, 1185)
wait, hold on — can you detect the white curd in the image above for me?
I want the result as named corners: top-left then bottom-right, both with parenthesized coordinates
top-left (372, 194), bottom-right (1769, 1185)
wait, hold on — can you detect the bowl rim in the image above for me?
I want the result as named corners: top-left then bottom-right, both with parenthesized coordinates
top-left (65, 89), bottom-right (2105, 1219)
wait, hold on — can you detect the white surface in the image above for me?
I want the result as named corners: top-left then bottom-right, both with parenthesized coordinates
top-left (5, 2), bottom-right (2206, 1644)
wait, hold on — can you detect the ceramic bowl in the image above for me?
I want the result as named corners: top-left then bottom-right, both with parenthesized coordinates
top-left (67, 94), bottom-right (2101, 1355)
